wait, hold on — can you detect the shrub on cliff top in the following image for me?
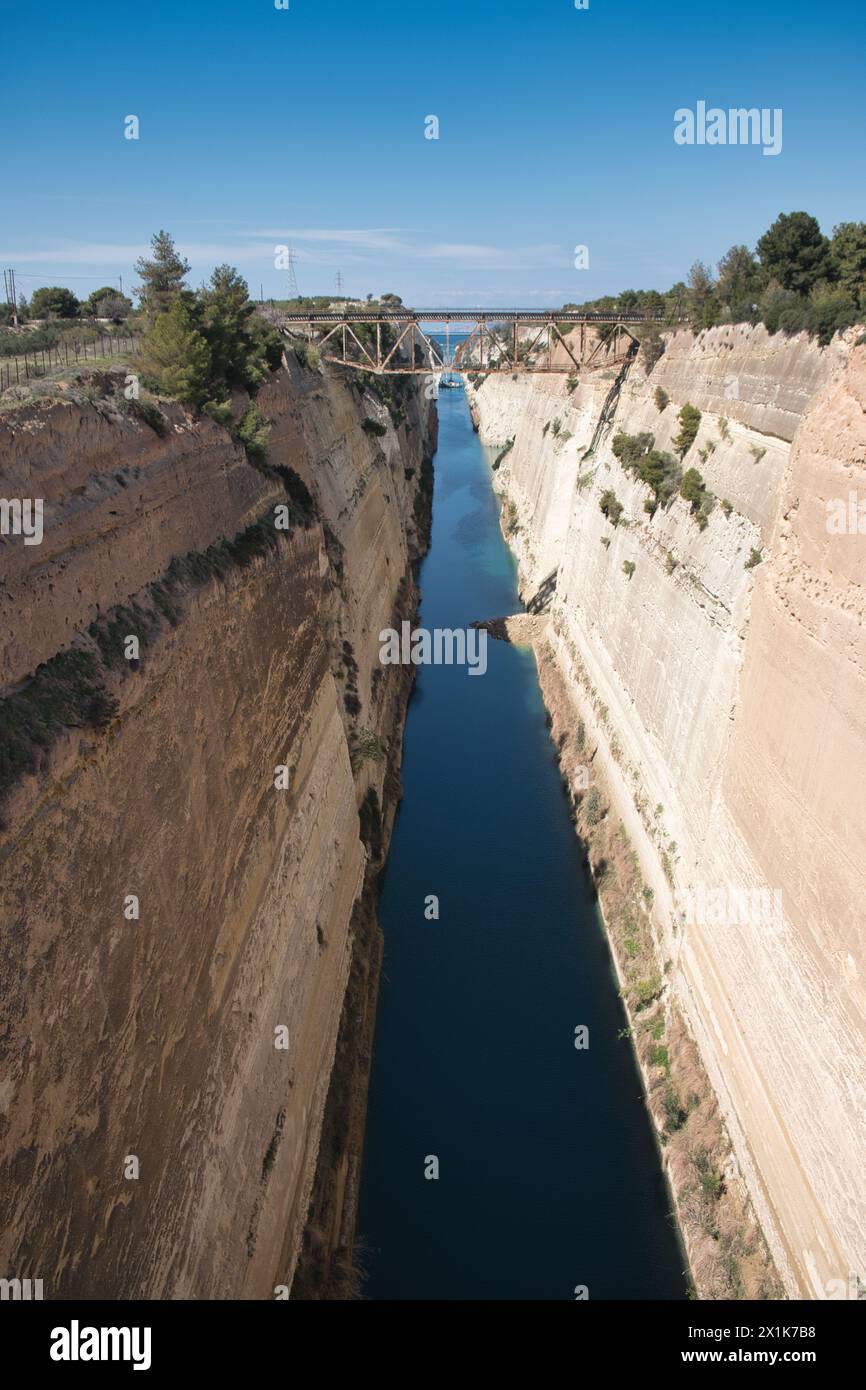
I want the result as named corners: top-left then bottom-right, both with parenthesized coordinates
top-left (122, 393), bottom-right (169, 435)
top-left (805, 287), bottom-right (861, 346)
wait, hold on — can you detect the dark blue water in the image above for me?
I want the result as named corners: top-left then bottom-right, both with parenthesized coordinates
top-left (357, 391), bottom-right (686, 1301)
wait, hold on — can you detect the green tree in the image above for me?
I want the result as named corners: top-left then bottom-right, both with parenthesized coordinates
top-left (637, 449), bottom-right (681, 506)
top-left (139, 298), bottom-right (212, 407)
top-left (664, 281), bottom-right (688, 323)
top-left (199, 264), bottom-right (255, 386)
top-left (84, 286), bottom-right (119, 314)
top-left (612, 431), bottom-right (654, 468)
top-left (759, 285), bottom-right (807, 336)
top-left (29, 285), bottom-right (79, 319)
top-left (199, 265), bottom-right (281, 390)
top-left (756, 212), bottom-right (834, 296)
top-left (805, 286), bottom-right (860, 346)
top-left (599, 490), bottom-right (624, 526)
top-left (135, 230), bottom-right (191, 319)
top-left (235, 402), bottom-right (271, 462)
top-left (716, 245), bottom-right (763, 316)
top-left (639, 323), bottom-right (664, 370)
top-left (673, 403), bottom-right (701, 457)
top-left (84, 286), bottom-right (132, 319)
top-left (680, 467), bottom-right (707, 511)
top-left (687, 261), bottom-right (717, 330)
top-left (830, 222), bottom-right (866, 305)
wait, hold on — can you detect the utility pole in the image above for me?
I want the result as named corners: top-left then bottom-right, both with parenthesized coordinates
top-left (4, 268), bottom-right (19, 328)
top-left (287, 246), bottom-right (299, 301)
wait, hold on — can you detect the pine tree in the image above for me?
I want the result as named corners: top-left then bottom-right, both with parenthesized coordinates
top-left (830, 222), bottom-right (866, 305)
top-left (756, 213), bottom-right (834, 296)
top-left (135, 230), bottom-right (191, 319)
top-left (139, 298), bottom-right (212, 407)
top-left (199, 264), bottom-right (251, 386)
top-left (673, 403), bottom-right (701, 458)
top-left (680, 467), bottom-right (706, 510)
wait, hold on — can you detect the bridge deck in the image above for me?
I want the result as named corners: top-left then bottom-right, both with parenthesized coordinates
top-left (278, 309), bottom-right (680, 324)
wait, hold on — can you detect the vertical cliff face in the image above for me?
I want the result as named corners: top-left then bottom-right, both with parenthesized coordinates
top-left (0, 356), bottom-right (435, 1298)
top-left (468, 324), bottom-right (866, 1299)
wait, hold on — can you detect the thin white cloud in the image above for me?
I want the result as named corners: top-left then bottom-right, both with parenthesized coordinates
top-left (253, 228), bottom-right (409, 251)
top-left (253, 228), bottom-right (564, 269)
top-left (0, 231), bottom-right (567, 278)
top-left (0, 240), bottom-right (276, 265)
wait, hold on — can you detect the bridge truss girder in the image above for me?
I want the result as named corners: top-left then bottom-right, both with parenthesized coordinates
top-left (278, 315), bottom-right (652, 376)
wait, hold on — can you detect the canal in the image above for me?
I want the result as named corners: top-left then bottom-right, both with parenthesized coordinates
top-left (356, 387), bottom-right (686, 1300)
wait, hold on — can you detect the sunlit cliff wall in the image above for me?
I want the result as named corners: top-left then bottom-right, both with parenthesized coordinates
top-left (468, 324), bottom-right (866, 1298)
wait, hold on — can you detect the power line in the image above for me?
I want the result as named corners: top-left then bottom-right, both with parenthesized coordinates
top-left (9, 271), bottom-right (133, 282)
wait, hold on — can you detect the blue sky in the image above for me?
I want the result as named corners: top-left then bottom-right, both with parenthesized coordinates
top-left (3, 0), bottom-right (865, 306)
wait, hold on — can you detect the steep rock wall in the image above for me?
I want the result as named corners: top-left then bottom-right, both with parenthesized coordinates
top-left (0, 356), bottom-right (435, 1298)
top-left (468, 324), bottom-right (866, 1299)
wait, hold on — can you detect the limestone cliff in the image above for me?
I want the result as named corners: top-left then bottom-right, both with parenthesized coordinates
top-left (468, 323), bottom-right (866, 1299)
top-left (0, 354), bottom-right (435, 1298)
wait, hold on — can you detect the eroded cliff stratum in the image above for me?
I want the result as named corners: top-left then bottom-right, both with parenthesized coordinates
top-left (0, 354), bottom-right (434, 1297)
top-left (468, 323), bottom-right (866, 1299)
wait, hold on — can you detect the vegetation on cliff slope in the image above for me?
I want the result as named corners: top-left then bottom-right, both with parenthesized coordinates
top-left (0, 509), bottom-right (309, 807)
top-left (538, 636), bottom-right (784, 1300)
top-left (0, 651), bottom-right (117, 807)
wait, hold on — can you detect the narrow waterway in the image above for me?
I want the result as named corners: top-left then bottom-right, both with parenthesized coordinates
top-left (357, 389), bottom-right (686, 1300)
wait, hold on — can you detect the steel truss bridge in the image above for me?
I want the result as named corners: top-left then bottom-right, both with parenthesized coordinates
top-left (276, 309), bottom-right (685, 376)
